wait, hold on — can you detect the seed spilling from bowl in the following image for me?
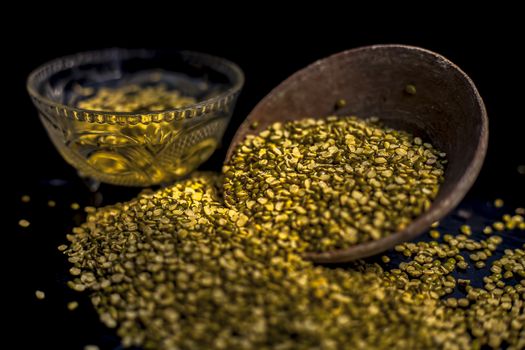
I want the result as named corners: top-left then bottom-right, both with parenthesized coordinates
top-left (30, 44), bottom-right (497, 349)
top-left (62, 171), bottom-right (525, 350)
top-left (224, 116), bottom-right (446, 252)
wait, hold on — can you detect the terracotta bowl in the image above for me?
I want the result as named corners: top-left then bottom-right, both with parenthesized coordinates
top-left (226, 44), bottom-right (488, 263)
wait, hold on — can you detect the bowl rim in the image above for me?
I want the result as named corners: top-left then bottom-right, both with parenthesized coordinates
top-left (26, 48), bottom-right (245, 123)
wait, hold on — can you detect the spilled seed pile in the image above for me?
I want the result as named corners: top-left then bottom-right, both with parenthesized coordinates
top-left (224, 117), bottom-right (446, 251)
top-left (61, 117), bottom-right (525, 350)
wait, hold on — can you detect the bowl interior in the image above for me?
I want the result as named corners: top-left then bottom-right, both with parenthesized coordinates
top-left (228, 45), bottom-right (488, 262)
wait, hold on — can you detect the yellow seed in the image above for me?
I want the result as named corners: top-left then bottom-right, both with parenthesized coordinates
top-left (381, 170), bottom-right (393, 178)
top-left (47, 200), bottom-right (56, 207)
top-left (395, 148), bottom-right (407, 156)
top-left (67, 301), bottom-right (79, 311)
top-left (237, 214), bottom-right (249, 227)
top-left (70, 267), bottom-right (82, 276)
top-left (71, 203), bottom-right (80, 210)
top-left (493, 222), bottom-right (505, 231)
top-left (35, 290), bottom-right (45, 300)
top-left (18, 219), bottom-right (30, 228)
top-left (335, 98), bottom-right (347, 109)
top-left (394, 177), bottom-right (406, 185)
top-left (351, 190), bottom-right (363, 200)
top-left (57, 244), bottom-right (68, 251)
top-left (460, 225), bottom-right (471, 235)
top-left (257, 197), bottom-right (268, 205)
top-left (21, 195), bottom-right (31, 203)
top-left (84, 345), bottom-right (100, 350)
top-left (429, 230), bottom-right (440, 239)
top-left (405, 84), bottom-right (417, 95)
top-left (494, 198), bottom-right (504, 208)
top-left (275, 214), bottom-right (289, 223)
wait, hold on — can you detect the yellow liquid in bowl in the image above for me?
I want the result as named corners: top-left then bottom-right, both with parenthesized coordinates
top-left (41, 83), bottom-right (226, 186)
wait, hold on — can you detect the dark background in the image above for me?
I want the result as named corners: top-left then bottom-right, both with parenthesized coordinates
top-left (4, 11), bottom-right (525, 349)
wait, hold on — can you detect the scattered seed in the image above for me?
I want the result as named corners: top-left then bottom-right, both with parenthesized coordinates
top-left (475, 261), bottom-right (486, 269)
top-left (335, 98), bottom-right (347, 109)
top-left (67, 301), bottom-right (79, 311)
top-left (493, 222), bottom-right (505, 231)
top-left (429, 230), bottom-right (440, 239)
top-left (35, 290), bottom-right (45, 300)
top-left (405, 84), bottom-right (417, 95)
top-left (18, 219), bottom-right (30, 228)
top-left (494, 198), bottom-right (504, 208)
top-left (84, 345), bottom-right (100, 350)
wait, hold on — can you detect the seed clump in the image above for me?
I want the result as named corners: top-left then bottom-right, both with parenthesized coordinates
top-left (62, 170), bottom-right (525, 350)
top-left (224, 116), bottom-right (446, 251)
top-left (60, 115), bottom-right (525, 350)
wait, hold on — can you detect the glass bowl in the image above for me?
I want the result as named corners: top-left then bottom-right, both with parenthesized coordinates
top-left (27, 48), bottom-right (244, 186)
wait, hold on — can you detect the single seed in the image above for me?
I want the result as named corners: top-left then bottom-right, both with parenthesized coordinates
top-left (35, 290), bottom-right (45, 300)
top-left (446, 297), bottom-right (458, 307)
top-left (475, 261), bottom-right (486, 269)
top-left (67, 301), bottom-right (79, 311)
top-left (457, 261), bottom-right (468, 270)
top-left (458, 298), bottom-right (469, 307)
top-left (405, 84), bottom-right (417, 95)
top-left (460, 225), bottom-right (471, 235)
top-left (84, 346), bottom-right (100, 350)
top-left (335, 98), bottom-right (347, 109)
top-left (494, 198), bottom-right (504, 208)
top-left (429, 230), bottom-right (440, 239)
top-left (18, 219), bottom-right (30, 228)
top-left (493, 222), bottom-right (505, 231)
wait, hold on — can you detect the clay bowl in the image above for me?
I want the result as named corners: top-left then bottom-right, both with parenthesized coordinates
top-left (226, 44), bottom-right (488, 263)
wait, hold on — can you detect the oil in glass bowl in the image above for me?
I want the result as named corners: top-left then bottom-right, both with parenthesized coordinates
top-left (27, 49), bottom-right (244, 186)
